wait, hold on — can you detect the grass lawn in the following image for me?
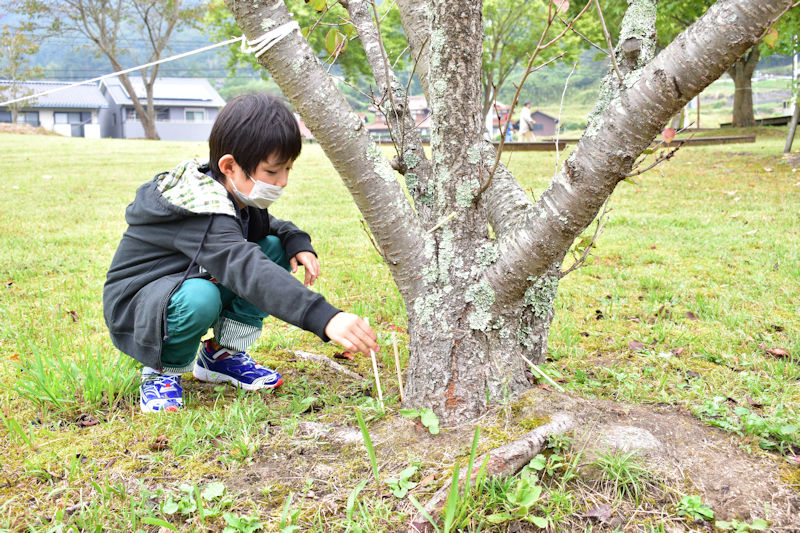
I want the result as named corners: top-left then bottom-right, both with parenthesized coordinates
top-left (0, 129), bottom-right (798, 531)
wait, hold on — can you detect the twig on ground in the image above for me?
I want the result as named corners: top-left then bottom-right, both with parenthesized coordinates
top-left (408, 412), bottom-right (575, 533)
top-left (292, 350), bottom-right (365, 381)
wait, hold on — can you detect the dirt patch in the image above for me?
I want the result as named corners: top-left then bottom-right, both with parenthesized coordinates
top-left (785, 153), bottom-right (800, 168)
top-left (518, 392), bottom-right (800, 528)
top-left (223, 391), bottom-right (800, 530)
top-left (0, 123), bottom-right (57, 135)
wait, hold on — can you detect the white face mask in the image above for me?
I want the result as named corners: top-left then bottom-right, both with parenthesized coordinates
top-left (230, 170), bottom-right (284, 209)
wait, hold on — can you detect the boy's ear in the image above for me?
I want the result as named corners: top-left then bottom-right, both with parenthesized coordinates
top-left (218, 154), bottom-right (237, 179)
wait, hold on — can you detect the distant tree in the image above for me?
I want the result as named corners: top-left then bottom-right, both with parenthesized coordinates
top-left (13, 0), bottom-right (202, 139)
top-left (0, 23), bottom-right (43, 123)
top-left (576, 1), bottom-right (799, 127)
top-left (481, 0), bottom-right (580, 120)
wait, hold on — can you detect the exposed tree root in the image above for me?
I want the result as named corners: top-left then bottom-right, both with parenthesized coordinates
top-left (408, 412), bottom-right (575, 533)
top-left (292, 350), bottom-right (366, 381)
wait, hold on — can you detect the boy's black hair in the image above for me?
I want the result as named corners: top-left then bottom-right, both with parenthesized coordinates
top-left (209, 93), bottom-right (302, 179)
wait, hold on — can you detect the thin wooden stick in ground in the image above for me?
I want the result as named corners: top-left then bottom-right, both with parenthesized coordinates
top-left (392, 331), bottom-right (404, 401)
top-left (365, 318), bottom-right (385, 410)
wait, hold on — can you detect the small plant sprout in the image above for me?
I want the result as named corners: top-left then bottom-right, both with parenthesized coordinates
top-left (545, 432), bottom-right (573, 454)
top-left (522, 453), bottom-right (566, 478)
top-left (355, 408), bottom-right (380, 483)
top-left (278, 492), bottom-right (301, 533)
top-left (715, 518), bottom-right (768, 532)
top-left (385, 464), bottom-right (419, 498)
top-left (486, 477), bottom-right (548, 528)
top-left (677, 494), bottom-right (714, 521)
top-left (399, 408), bottom-right (440, 434)
top-left (222, 512), bottom-right (264, 533)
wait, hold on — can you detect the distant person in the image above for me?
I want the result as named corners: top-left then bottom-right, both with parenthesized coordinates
top-left (103, 93), bottom-right (378, 413)
top-left (519, 102), bottom-right (537, 142)
top-left (502, 113), bottom-right (515, 142)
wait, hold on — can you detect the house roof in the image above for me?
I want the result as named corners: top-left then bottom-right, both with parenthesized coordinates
top-left (0, 80), bottom-right (108, 109)
top-left (101, 77), bottom-right (226, 108)
top-left (531, 110), bottom-right (558, 122)
top-left (365, 119), bottom-right (390, 131)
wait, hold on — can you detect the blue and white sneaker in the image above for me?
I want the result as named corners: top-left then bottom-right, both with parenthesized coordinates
top-left (140, 372), bottom-right (183, 413)
top-left (193, 340), bottom-right (283, 391)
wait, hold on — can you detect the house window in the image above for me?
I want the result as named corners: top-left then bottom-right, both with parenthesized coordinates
top-left (20, 111), bottom-right (39, 126)
top-left (125, 107), bottom-right (170, 121)
top-left (533, 123), bottom-right (544, 131)
top-left (0, 111), bottom-right (11, 123)
top-left (55, 112), bottom-right (92, 124)
top-left (185, 109), bottom-right (205, 122)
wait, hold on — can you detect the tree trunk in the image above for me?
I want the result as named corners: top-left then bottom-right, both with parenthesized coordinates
top-left (404, 264), bottom-right (560, 420)
top-left (112, 68), bottom-right (160, 140)
top-left (784, 97), bottom-right (800, 153)
top-left (728, 46), bottom-right (759, 127)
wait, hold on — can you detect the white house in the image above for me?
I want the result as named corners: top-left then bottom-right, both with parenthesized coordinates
top-left (0, 80), bottom-right (109, 138)
top-left (99, 77), bottom-right (226, 141)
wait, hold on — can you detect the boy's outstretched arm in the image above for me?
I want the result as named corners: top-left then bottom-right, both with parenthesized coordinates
top-left (324, 313), bottom-right (379, 355)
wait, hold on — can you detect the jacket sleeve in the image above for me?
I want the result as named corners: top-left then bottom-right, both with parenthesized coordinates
top-left (246, 207), bottom-right (316, 259)
top-left (174, 214), bottom-right (340, 341)
top-left (267, 213), bottom-right (316, 259)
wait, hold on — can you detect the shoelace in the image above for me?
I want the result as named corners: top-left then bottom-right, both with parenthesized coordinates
top-left (225, 352), bottom-right (265, 372)
top-left (143, 375), bottom-right (181, 393)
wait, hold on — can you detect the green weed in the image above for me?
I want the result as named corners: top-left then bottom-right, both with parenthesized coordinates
top-left (676, 494), bottom-right (714, 521)
top-left (591, 449), bottom-right (658, 503)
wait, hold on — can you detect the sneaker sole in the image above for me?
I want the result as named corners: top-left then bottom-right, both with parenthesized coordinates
top-left (192, 365), bottom-right (283, 391)
top-left (140, 399), bottom-right (182, 413)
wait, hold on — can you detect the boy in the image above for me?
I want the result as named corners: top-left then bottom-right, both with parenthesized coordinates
top-left (103, 93), bottom-right (378, 413)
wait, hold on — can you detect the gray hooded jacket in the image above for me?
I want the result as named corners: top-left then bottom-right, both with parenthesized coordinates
top-left (103, 159), bottom-right (340, 370)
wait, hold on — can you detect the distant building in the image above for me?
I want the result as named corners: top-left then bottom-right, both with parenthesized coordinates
top-left (0, 80), bottom-right (109, 138)
top-left (364, 94), bottom-right (432, 141)
top-left (527, 110), bottom-right (559, 137)
top-left (100, 77), bottom-right (225, 141)
top-left (484, 101), bottom-right (511, 138)
top-left (361, 97), bottom-right (558, 141)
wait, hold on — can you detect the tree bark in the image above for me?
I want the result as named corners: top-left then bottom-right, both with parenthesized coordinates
top-left (728, 46), bottom-right (759, 128)
top-left (785, 97), bottom-right (800, 153)
top-left (225, 0), bottom-right (793, 424)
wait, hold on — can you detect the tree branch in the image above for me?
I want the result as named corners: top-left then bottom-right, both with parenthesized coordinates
top-left (485, 0), bottom-right (792, 304)
top-left (225, 0), bottom-right (428, 300)
top-left (342, 0), bottom-right (433, 221)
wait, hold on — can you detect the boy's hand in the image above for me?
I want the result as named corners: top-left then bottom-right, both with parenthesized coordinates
top-left (325, 313), bottom-right (379, 355)
top-left (290, 251), bottom-right (320, 287)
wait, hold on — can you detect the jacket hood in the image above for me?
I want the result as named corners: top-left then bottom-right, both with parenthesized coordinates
top-left (126, 159), bottom-right (237, 225)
